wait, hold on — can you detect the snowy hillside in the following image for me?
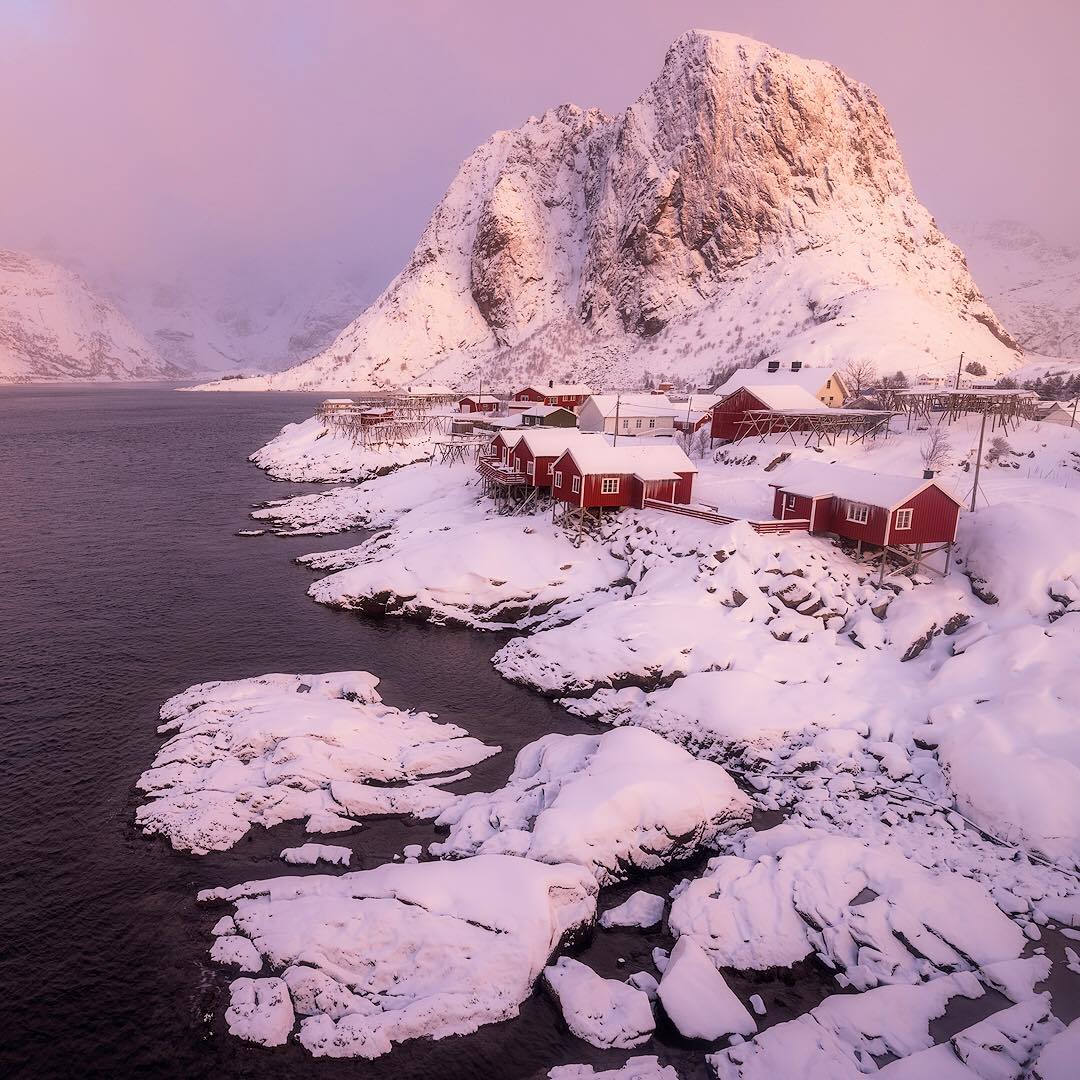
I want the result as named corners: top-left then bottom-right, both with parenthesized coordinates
top-left (0, 250), bottom-right (187, 383)
top-left (947, 220), bottom-right (1080, 361)
top-left (215, 30), bottom-right (1022, 393)
top-left (101, 272), bottom-right (370, 374)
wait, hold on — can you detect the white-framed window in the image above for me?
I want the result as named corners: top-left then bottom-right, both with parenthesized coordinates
top-left (648, 418), bottom-right (656, 429)
top-left (895, 508), bottom-right (913, 530)
top-left (601, 477), bottom-right (620, 495)
top-left (635, 418), bottom-right (642, 429)
top-left (622, 418), bottom-right (629, 428)
top-left (546, 398), bottom-right (556, 406)
top-left (826, 379), bottom-right (832, 388)
top-left (785, 494), bottom-right (796, 510)
top-left (526, 460), bottom-right (535, 477)
top-left (846, 503), bottom-right (870, 525)
top-left (554, 470), bottom-right (563, 487)
top-left (571, 475), bottom-right (581, 494)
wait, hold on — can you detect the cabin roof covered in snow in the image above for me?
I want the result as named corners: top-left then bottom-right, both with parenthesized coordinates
top-left (556, 442), bottom-right (698, 479)
top-left (518, 430), bottom-right (602, 456)
top-left (460, 394), bottom-right (501, 404)
top-left (715, 365), bottom-right (840, 397)
top-left (520, 383), bottom-right (593, 396)
top-left (726, 384), bottom-right (828, 411)
top-left (769, 462), bottom-right (963, 509)
top-left (584, 394), bottom-right (682, 418)
top-left (523, 404), bottom-right (575, 417)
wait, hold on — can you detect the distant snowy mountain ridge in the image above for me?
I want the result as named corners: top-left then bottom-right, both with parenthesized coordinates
top-left (0, 250), bottom-right (186, 383)
top-left (220, 30), bottom-right (1023, 393)
top-left (946, 220), bottom-right (1080, 362)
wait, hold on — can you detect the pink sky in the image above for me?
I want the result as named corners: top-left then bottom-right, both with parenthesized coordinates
top-left (0, 0), bottom-right (1076, 295)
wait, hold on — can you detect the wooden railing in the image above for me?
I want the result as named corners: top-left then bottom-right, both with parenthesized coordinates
top-left (643, 499), bottom-right (810, 534)
top-left (477, 457), bottom-right (527, 486)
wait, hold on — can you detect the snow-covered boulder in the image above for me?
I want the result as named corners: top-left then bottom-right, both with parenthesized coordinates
top-left (656, 937), bottom-right (757, 1041)
top-left (199, 855), bottom-right (598, 1058)
top-left (669, 831), bottom-right (1025, 989)
top-left (1032, 1019), bottom-right (1080, 1080)
top-left (135, 671), bottom-right (497, 853)
top-left (431, 728), bottom-right (752, 884)
top-left (280, 843), bottom-right (352, 866)
top-left (543, 957), bottom-right (655, 1049)
top-left (600, 891), bottom-right (666, 930)
top-left (708, 971), bottom-right (984, 1078)
top-left (549, 1058), bottom-right (679, 1080)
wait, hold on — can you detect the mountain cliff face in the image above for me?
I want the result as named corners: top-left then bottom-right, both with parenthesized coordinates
top-left (0, 250), bottom-right (187, 383)
top-left (234, 30), bottom-right (1021, 392)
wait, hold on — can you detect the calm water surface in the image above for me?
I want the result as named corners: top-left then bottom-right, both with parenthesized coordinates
top-left (1, 387), bottom-right (740, 1080)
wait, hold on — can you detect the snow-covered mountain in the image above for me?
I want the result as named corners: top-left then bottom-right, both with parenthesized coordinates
top-left (220, 30), bottom-right (1021, 393)
top-left (945, 220), bottom-right (1080, 361)
top-left (101, 273), bottom-right (370, 375)
top-left (0, 250), bottom-right (187, 383)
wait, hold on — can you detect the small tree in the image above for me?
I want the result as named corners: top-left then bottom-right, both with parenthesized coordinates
top-left (964, 360), bottom-right (988, 377)
top-left (920, 428), bottom-right (952, 473)
top-left (880, 370), bottom-right (910, 389)
top-left (840, 357), bottom-right (877, 398)
top-left (987, 435), bottom-right (1012, 463)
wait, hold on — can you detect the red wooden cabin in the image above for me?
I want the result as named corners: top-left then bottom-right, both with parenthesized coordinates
top-left (509, 431), bottom-right (601, 488)
top-left (488, 430), bottom-right (524, 465)
top-left (513, 382), bottom-right (593, 411)
top-left (711, 385), bottom-right (826, 441)
top-left (768, 464), bottom-right (961, 546)
top-left (550, 444), bottom-right (697, 510)
top-left (459, 395), bottom-right (501, 413)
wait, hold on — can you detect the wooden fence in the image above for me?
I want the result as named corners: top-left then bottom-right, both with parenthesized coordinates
top-left (643, 499), bottom-right (810, 534)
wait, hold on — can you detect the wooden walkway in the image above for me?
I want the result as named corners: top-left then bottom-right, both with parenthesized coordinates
top-left (643, 499), bottom-right (810, 535)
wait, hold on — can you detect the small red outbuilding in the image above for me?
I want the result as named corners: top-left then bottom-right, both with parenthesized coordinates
top-left (550, 443), bottom-right (697, 511)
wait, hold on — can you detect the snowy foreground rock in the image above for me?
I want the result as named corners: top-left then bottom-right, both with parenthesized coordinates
top-left (543, 957), bottom-right (655, 1049)
top-left (136, 671), bottom-right (497, 853)
top-left (669, 830), bottom-right (1025, 990)
top-left (199, 855), bottom-right (597, 1058)
top-left (549, 1059), bottom-right (679, 1080)
top-left (657, 937), bottom-right (757, 1041)
top-left (431, 727), bottom-right (752, 884)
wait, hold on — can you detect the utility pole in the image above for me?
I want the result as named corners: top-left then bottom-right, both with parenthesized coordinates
top-left (1072, 396), bottom-right (1078, 428)
top-left (955, 352), bottom-right (965, 391)
top-left (969, 409), bottom-right (987, 513)
top-left (613, 394), bottom-right (621, 445)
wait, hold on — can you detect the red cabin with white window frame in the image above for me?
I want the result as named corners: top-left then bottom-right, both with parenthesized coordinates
top-left (459, 394), bottom-right (501, 413)
top-left (509, 431), bottom-right (600, 488)
top-left (710, 385), bottom-right (828, 441)
top-left (550, 444), bottom-right (697, 510)
top-left (768, 464), bottom-right (961, 546)
top-left (487, 430), bottom-right (524, 465)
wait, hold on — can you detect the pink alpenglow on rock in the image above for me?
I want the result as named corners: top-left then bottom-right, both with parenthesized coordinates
top-left (199, 854), bottom-right (598, 1058)
top-left (656, 937), bottom-right (757, 1041)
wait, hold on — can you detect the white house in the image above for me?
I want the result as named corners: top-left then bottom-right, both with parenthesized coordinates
top-left (578, 393), bottom-right (682, 436)
top-left (716, 360), bottom-right (847, 407)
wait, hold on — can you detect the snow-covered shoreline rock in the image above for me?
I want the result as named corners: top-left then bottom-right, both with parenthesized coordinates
top-left (543, 957), bottom-right (655, 1049)
top-left (199, 855), bottom-right (598, 1058)
top-left (135, 670), bottom-right (498, 853)
top-left (431, 728), bottom-right (752, 884)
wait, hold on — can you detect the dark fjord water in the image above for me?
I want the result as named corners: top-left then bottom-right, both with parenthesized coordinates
top-left (4, 387), bottom-right (780, 1080)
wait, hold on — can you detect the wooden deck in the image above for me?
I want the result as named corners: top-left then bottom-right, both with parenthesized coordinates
top-left (643, 499), bottom-right (810, 534)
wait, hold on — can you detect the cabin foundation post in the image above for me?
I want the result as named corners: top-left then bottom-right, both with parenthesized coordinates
top-left (944, 542), bottom-right (954, 575)
top-left (878, 546), bottom-right (889, 585)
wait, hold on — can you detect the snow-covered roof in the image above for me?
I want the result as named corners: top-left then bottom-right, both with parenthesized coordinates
top-left (460, 394), bottom-right (500, 403)
top-left (520, 383), bottom-right (593, 397)
top-left (769, 462), bottom-right (963, 509)
top-left (556, 442), bottom-right (698, 479)
top-left (523, 404), bottom-right (575, 417)
top-left (731, 384), bottom-right (828, 411)
top-left (492, 430), bottom-right (525, 447)
top-left (715, 365), bottom-right (841, 397)
top-left (584, 394), bottom-right (683, 418)
top-left (519, 430), bottom-right (601, 456)
top-left (322, 397), bottom-right (355, 404)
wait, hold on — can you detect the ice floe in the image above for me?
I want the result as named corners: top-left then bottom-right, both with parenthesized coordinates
top-left (280, 843), bottom-right (351, 866)
top-left (135, 670), bottom-right (497, 853)
top-left (430, 727), bottom-right (752, 884)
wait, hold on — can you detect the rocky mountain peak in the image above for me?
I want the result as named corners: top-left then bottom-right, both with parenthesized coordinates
top-left (224, 31), bottom-right (1022, 393)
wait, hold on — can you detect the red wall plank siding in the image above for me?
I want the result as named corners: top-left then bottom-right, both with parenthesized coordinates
top-left (711, 388), bottom-right (769, 441)
top-left (889, 486), bottom-right (960, 544)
